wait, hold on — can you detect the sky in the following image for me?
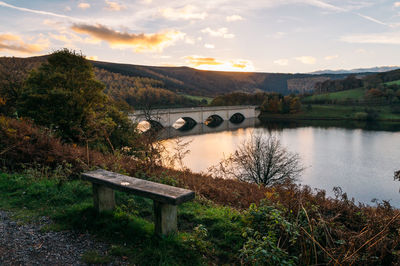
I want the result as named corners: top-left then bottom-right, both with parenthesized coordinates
top-left (0, 0), bottom-right (399, 73)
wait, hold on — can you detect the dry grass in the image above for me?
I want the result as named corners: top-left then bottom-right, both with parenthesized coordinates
top-left (1, 115), bottom-right (400, 264)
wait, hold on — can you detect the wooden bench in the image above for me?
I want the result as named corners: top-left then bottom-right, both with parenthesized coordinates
top-left (82, 169), bottom-right (195, 236)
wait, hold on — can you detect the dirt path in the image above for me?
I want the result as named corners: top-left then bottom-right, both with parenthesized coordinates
top-left (0, 210), bottom-right (121, 265)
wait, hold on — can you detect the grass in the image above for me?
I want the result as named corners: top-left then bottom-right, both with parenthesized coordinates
top-left (303, 88), bottom-right (365, 103)
top-left (183, 94), bottom-right (213, 104)
top-left (260, 104), bottom-right (400, 121)
top-left (0, 171), bottom-right (244, 265)
top-left (385, 80), bottom-right (400, 86)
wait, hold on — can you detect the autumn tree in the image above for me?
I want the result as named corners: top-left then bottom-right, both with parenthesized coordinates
top-left (17, 49), bottom-right (137, 152)
top-left (0, 57), bottom-right (42, 116)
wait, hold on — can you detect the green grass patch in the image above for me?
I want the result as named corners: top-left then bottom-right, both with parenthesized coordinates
top-left (260, 104), bottom-right (400, 121)
top-left (303, 88), bottom-right (365, 103)
top-left (81, 250), bottom-right (112, 264)
top-left (183, 94), bottom-right (213, 104)
top-left (0, 171), bottom-right (245, 265)
top-left (385, 80), bottom-right (400, 86)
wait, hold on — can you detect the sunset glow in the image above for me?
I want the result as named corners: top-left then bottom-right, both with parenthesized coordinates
top-left (0, 0), bottom-right (399, 72)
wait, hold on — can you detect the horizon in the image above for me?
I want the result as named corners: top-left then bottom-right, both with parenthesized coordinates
top-left (0, 0), bottom-right (400, 72)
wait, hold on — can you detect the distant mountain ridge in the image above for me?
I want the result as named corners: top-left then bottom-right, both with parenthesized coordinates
top-left (310, 66), bottom-right (400, 75)
top-left (0, 55), bottom-right (391, 96)
top-left (91, 60), bottom-right (354, 95)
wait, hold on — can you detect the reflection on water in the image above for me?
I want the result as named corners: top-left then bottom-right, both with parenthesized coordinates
top-left (162, 119), bottom-right (400, 207)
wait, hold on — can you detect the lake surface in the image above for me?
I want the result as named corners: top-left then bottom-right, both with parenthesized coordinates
top-left (162, 119), bottom-right (400, 207)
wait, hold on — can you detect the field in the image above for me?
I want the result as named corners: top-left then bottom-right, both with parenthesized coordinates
top-left (385, 80), bottom-right (400, 86)
top-left (303, 88), bottom-right (365, 103)
top-left (183, 94), bottom-right (214, 104)
top-left (261, 104), bottom-right (400, 121)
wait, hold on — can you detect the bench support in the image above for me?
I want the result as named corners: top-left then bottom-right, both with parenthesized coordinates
top-left (93, 184), bottom-right (116, 212)
top-left (154, 201), bottom-right (177, 236)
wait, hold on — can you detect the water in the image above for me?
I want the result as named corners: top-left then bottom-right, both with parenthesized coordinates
top-left (162, 119), bottom-right (400, 207)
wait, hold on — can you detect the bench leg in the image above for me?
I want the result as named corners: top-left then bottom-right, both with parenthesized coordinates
top-left (154, 201), bottom-right (177, 236)
top-left (93, 183), bottom-right (115, 212)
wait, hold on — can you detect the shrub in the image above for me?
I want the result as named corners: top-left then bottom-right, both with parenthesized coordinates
top-left (240, 200), bottom-right (299, 265)
top-left (354, 112), bottom-right (368, 120)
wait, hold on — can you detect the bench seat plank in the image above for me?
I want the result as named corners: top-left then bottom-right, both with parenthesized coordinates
top-left (82, 169), bottom-right (195, 205)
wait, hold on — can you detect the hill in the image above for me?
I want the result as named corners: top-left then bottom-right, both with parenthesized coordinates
top-left (91, 60), bottom-right (353, 96)
top-left (1, 55), bottom-right (391, 100)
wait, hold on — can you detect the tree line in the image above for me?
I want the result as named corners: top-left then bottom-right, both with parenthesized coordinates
top-left (210, 92), bottom-right (302, 114)
top-left (314, 69), bottom-right (400, 94)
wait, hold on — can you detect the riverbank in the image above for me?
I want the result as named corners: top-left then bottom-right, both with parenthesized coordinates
top-left (259, 104), bottom-right (400, 122)
top-left (2, 169), bottom-right (400, 265)
top-left (2, 116), bottom-right (400, 265)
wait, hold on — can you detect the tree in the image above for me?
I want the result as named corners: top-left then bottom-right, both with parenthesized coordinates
top-left (16, 49), bottom-right (139, 154)
top-left (210, 134), bottom-right (304, 186)
top-left (17, 49), bottom-right (110, 143)
top-left (0, 57), bottom-right (42, 116)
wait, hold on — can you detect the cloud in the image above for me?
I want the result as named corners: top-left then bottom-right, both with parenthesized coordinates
top-left (296, 0), bottom-right (345, 12)
top-left (395, 2), bottom-right (400, 7)
top-left (86, 55), bottom-right (98, 60)
top-left (185, 36), bottom-right (196, 44)
top-left (340, 32), bottom-right (400, 44)
top-left (324, 55), bottom-right (338, 60)
top-left (204, 43), bottom-right (214, 48)
top-left (273, 59), bottom-right (289, 66)
top-left (355, 13), bottom-right (388, 27)
top-left (295, 56), bottom-right (316, 64)
top-left (295, 0), bottom-right (390, 27)
top-left (0, 33), bottom-right (48, 54)
top-left (226, 15), bottom-right (243, 22)
top-left (160, 5), bottom-right (207, 20)
top-left (184, 55), bottom-right (254, 71)
top-left (0, 1), bottom-right (78, 20)
top-left (105, 0), bottom-right (125, 11)
top-left (78, 3), bottom-right (90, 9)
top-left (185, 56), bottom-right (222, 66)
top-left (201, 27), bottom-right (234, 38)
top-left (71, 23), bottom-right (185, 52)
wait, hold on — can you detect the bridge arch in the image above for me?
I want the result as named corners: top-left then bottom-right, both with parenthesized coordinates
top-left (137, 120), bottom-right (163, 132)
top-left (229, 113), bottom-right (245, 124)
top-left (173, 117), bottom-right (197, 131)
top-left (205, 114), bottom-right (223, 127)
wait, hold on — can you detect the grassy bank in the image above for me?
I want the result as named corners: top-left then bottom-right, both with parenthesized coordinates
top-left (0, 171), bottom-right (244, 265)
top-left (260, 104), bottom-right (400, 121)
top-left (2, 116), bottom-right (400, 265)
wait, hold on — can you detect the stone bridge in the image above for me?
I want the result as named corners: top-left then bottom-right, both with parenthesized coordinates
top-left (129, 105), bottom-right (260, 128)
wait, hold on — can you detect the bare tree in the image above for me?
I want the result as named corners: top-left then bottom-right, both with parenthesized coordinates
top-left (210, 133), bottom-right (304, 186)
top-left (162, 137), bottom-right (193, 171)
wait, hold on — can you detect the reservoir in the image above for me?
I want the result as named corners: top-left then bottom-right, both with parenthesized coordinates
top-left (161, 119), bottom-right (400, 207)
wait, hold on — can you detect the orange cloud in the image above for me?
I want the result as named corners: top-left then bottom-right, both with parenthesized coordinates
top-left (71, 23), bottom-right (185, 52)
top-left (184, 56), bottom-right (254, 72)
top-left (78, 3), bottom-right (90, 9)
top-left (105, 0), bottom-right (125, 11)
top-left (0, 34), bottom-right (47, 54)
top-left (184, 56), bottom-right (223, 67)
